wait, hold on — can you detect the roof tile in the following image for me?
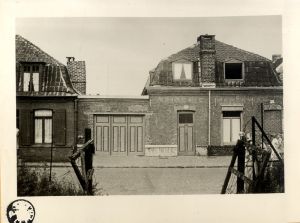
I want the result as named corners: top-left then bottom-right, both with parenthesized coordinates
top-left (16, 35), bottom-right (78, 96)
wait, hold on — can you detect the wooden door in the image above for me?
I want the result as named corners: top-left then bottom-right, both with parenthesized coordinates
top-left (95, 115), bottom-right (110, 154)
top-left (111, 116), bottom-right (127, 155)
top-left (178, 112), bottom-right (194, 155)
top-left (94, 115), bottom-right (144, 155)
top-left (128, 116), bottom-right (144, 155)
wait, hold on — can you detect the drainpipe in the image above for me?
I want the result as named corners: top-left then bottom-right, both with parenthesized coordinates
top-left (208, 90), bottom-right (211, 145)
top-left (74, 98), bottom-right (78, 149)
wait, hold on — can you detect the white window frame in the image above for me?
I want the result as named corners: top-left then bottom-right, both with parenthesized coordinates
top-left (221, 109), bottom-right (243, 145)
top-left (172, 59), bottom-right (193, 81)
top-left (22, 64), bottom-right (41, 92)
top-left (34, 110), bottom-right (53, 144)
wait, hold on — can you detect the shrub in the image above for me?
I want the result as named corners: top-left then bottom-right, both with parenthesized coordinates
top-left (17, 165), bottom-right (86, 196)
top-left (260, 162), bottom-right (284, 193)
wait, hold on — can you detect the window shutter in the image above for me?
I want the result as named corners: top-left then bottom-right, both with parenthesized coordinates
top-left (53, 109), bottom-right (66, 145)
top-left (19, 110), bottom-right (33, 145)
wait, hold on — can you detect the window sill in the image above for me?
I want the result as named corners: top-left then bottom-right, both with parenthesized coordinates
top-left (32, 143), bottom-right (53, 147)
top-left (224, 79), bottom-right (244, 81)
top-left (223, 142), bottom-right (237, 146)
top-left (173, 79), bottom-right (193, 82)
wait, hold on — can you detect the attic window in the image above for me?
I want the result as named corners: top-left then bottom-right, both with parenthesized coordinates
top-left (224, 62), bottom-right (243, 80)
top-left (22, 64), bottom-right (41, 92)
top-left (173, 62), bottom-right (192, 80)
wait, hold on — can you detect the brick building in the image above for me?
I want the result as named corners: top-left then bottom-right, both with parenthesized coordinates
top-left (16, 35), bottom-right (85, 161)
top-left (78, 35), bottom-right (283, 157)
top-left (16, 34), bottom-right (283, 161)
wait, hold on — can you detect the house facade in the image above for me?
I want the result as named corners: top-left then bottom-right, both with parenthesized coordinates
top-left (77, 35), bottom-right (283, 157)
top-left (16, 35), bottom-right (86, 161)
top-left (17, 34), bottom-right (283, 161)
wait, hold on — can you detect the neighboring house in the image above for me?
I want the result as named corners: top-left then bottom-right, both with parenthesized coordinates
top-left (17, 34), bottom-right (283, 161)
top-left (272, 54), bottom-right (283, 83)
top-left (78, 34), bottom-right (283, 157)
top-left (16, 35), bottom-right (86, 161)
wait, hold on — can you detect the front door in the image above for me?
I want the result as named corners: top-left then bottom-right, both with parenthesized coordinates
top-left (178, 112), bottom-right (194, 155)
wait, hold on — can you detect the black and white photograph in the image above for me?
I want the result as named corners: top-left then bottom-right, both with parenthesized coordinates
top-left (2, 1), bottom-right (300, 223)
top-left (15, 16), bottom-right (284, 196)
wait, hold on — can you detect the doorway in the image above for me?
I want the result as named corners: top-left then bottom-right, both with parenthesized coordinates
top-left (178, 112), bottom-right (194, 155)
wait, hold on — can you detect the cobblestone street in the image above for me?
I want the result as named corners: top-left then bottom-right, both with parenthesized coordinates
top-left (32, 156), bottom-right (231, 195)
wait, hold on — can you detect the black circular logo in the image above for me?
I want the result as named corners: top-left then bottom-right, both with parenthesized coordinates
top-left (6, 199), bottom-right (35, 223)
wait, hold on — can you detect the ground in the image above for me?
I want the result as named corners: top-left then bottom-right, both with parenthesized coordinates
top-left (27, 156), bottom-right (231, 195)
top-left (49, 166), bottom-right (227, 195)
top-left (95, 167), bottom-right (227, 195)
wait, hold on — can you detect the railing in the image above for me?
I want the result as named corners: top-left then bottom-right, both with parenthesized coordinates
top-left (252, 116), bottom-right (283, 165)
top-left (221, 116), bottom-right (284, 194)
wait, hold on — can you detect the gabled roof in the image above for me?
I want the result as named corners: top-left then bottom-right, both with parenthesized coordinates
top-left (16, 35), bottom-right (78, 96)
top-left (165, 40), bottom-right (270, 62)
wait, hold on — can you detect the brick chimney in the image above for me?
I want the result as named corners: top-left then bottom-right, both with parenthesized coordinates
top-left (66, 57), bottom-right (86, 95)
top-left (198, 35), bottom-right (216, 87)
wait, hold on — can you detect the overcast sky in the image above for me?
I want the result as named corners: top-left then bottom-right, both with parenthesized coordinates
top-left (16, 16), bottom-right (282, 96)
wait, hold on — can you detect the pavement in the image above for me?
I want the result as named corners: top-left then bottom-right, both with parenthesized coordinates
top-left (21, 155), bottom-right (232, 168)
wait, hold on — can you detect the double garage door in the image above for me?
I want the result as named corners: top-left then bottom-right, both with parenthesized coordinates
top-left (94, 115), bottom-right (144, 155)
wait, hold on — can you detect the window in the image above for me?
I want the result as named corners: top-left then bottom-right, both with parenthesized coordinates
top-left (34, 110), bottom-right (52, 144)
top-left (173, 62), bottom-right (192, 80)
top-left (23, 64), bottom-right (40, 92)
top-left (224, 62), bottom-right (243, 80)
top-left (179, 113), bottom-right (193, 123)
top-left (222, 111), bottom-right (241, 144)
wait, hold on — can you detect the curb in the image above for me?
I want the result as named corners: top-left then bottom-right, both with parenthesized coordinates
top-left (18, 163), bottom-right (229, 168)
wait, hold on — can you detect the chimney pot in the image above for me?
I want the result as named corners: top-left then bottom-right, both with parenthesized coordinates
top-left (66, 57), bottom-right (75, 62)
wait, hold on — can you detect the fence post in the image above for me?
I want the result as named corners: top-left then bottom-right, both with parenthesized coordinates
top-left (237, 138), bottom-right (245, 193)
top-left (84, 128), bottom-right (94, 195)
top-left (221, 151), bottom-right (238, 194)
top-left (251, 117), bottom-right (257, 181)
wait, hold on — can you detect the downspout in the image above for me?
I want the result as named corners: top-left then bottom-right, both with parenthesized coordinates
top-left (208, 90), bottom-right (211, 146)
top-left (74, 98), bottom-right (78, 150)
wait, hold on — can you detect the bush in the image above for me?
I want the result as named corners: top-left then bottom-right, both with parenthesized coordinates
top-left (259, 162), bottom-right (284, 193)
top-left (17, 165), bottom-right (86, 196)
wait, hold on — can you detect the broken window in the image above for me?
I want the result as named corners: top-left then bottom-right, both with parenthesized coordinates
top-left (34, 110), bottom-right (52, 144)
top-left (222, 111), bottom-right (241, 144)
top-left (173, 62), bottom-right (192, 80)
top-left (224, 62), bottom-right (243, 80)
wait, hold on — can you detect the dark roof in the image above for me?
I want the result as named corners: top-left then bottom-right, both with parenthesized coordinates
top-left (165, 40), bottom-right (270, 62)
top-left (16, 35), bottom-right (77, 96)
top-left (143, 38), bottom-right (282, 91)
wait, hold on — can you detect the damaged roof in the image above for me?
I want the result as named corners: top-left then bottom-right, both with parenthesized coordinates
top-left (16, 35), bottom-right (78, 96)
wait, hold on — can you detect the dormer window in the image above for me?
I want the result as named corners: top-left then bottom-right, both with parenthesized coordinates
top-left (22, 64), bottom-right (41, 92)
top-left (224, 59), bottom-right (244, 80)
top-left (172, 61), bottom-right (193, 81)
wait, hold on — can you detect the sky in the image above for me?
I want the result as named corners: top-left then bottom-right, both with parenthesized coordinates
top-left (16, 16), bottom-right (282, 96)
